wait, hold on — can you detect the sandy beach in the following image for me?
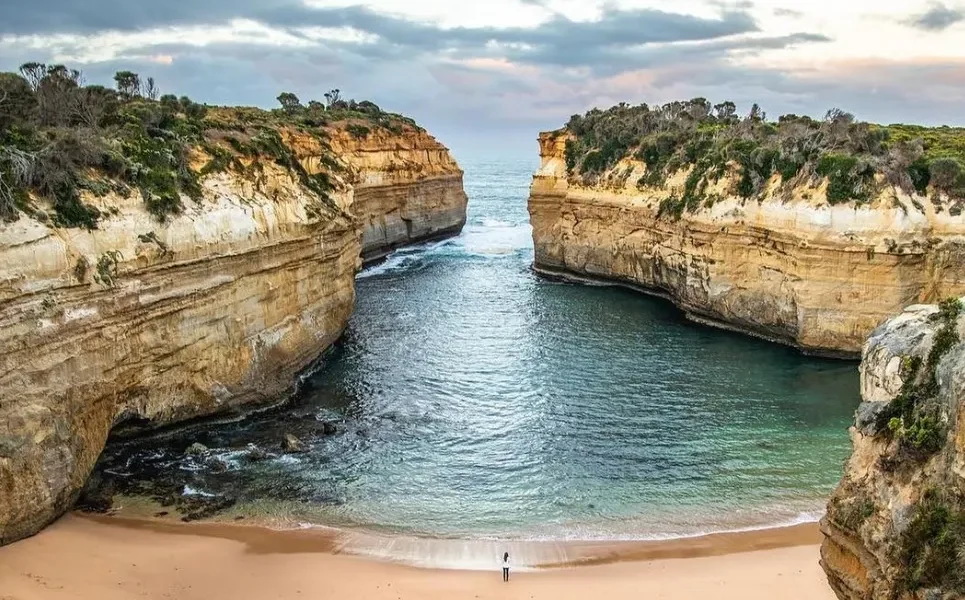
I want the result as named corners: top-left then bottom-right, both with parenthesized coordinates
top-left (0, 514), bottom-right (836, 600)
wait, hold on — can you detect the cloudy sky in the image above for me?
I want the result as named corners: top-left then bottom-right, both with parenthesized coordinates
top-left (1, 0), bottom-right (963, 159)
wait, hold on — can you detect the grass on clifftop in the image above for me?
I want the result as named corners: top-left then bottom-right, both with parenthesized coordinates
top-left (561, 100), bottom-right (965, 218)
top-left (0, 63), bottom-right (421, 228)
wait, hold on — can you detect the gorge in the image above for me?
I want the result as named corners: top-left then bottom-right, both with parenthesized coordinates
top-left (3, 71), bottom-right (965, 600)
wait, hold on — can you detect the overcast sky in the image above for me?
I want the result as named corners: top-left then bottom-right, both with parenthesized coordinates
top-left (1, 0), bottom-right (963, 159)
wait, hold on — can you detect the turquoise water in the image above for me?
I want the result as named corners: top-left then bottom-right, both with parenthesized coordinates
top-left (90, 158), bottom-right (860, 541)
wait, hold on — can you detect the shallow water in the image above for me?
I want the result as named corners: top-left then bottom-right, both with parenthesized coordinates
top-left (89, 157), bottom-right (860, 542)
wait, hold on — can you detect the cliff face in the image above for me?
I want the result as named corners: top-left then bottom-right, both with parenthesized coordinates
top-left (327, 128), bottom-right (467, 263)
top-left (530, 131), bottom-right (965, 356)
top-left (821, 299), bottom-right (965, 599)
top-left (0, 127), bottom-right (465, 544)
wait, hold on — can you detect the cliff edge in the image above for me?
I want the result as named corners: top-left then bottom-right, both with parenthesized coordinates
top-left (529, 101), bottom-right (965, 356)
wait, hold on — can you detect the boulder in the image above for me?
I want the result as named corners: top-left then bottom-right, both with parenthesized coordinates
top-left (281, 433), bottom-right (308, 453)
top-left (184, 442), bottom-right (209, 456)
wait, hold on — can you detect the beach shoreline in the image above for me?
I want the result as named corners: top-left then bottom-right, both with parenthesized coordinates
top-left (66, 511), bottom-right (825, 568)
top-left (0, 512), bottom-right (836, 600)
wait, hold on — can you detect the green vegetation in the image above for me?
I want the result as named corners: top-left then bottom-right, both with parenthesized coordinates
top-left (830, 494), bottom-right (876, 532)
top-left (0, 62), bottom-right (421, 228)
top-left (899, 489), bottom-right (965, 593)
top-left (93, 250), bottom-right (122, 287)
top-left (346, 124), bottom-right (372, 139)
top-left (875, 297), bottom-right (962, 458)
top-left (563, 100), bottom-right (965, 218)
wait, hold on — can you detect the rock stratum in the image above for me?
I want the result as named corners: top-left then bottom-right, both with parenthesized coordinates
top-left (821, 298), bottom-right (965, 599)
top-left (0, 104), bottom-right (466, 544)
top-left (529, 119), bottom-right (965, 356)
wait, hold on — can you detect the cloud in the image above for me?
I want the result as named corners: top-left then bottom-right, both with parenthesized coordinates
top-left (906, 2), bottom-right (964, 31)
top-left (773, 8), bottom-right (805, 18)
top-left (0, 0), bottom-right (961, 159)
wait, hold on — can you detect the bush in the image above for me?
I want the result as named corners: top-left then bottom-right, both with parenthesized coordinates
top-left (930, 157), bottom-right (964, 192)
top-left (816, 153), bottom-right (873, 204)
top-left (562, 100), bottom-right (965, 209)
top-left (908, 157), bottom-right (931, 194)
top-left (874, 297), bottom-right (962, 459)
top-left (346, 124), bottom-right (371, 139)
top-left (900, 489), bottom-right (965, 593)
top-left (0, 61), bottom-right (413, 229)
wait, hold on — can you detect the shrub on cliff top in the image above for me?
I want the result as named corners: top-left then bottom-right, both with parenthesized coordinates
top-left (1, 60), bottom-right (417, 227)
top-left (561, 99), bottom-right (965, 214)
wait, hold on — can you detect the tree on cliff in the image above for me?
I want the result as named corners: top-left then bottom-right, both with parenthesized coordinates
top-left (113, 71), bottom-right (141, 98)
top-left (277, 92), bottom-right (302, 116)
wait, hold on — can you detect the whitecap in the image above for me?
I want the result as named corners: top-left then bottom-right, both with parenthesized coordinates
top-left (182, 485), bottom-right (217, 498)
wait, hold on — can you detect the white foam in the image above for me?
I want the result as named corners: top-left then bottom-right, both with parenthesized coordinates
top-left (182, 485), bottom-right (217, 498)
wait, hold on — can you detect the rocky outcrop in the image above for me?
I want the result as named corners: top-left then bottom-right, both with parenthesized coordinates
top-left (529, 131), bottom-right (965, 356)
top-left (328, 128), bottom-right (467, 263)
top-left (0, 126), bottom-right (465, 544)
top-left (821, 298), bottom-right (965, 599)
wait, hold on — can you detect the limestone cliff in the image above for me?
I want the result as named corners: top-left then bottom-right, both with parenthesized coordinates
top-left (0, 124), bottom-right (465, 544)
top-left (328, 128), bottom-right (467, 262)
top-left (529, 130), bottom-right (965, 356)
top-left (821, 298), bottom-right (965, 599)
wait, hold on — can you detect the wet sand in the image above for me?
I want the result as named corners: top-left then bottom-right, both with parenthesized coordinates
top-left (0, 513), bottom-right (836, 600)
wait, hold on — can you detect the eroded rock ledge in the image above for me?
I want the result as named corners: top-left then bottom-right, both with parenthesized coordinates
top-left (529, 131), bottom-right (965, 356)
top-left (821, 298), bottom-right (965, 599)
top-left (0, 127), bottom-right (465, 545)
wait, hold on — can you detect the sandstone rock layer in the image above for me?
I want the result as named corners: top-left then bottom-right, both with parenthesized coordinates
top-left (329, 128), bottom-right (468, 262)
top-left (821, 301), bottom-right (965, 599)
top-left (0, 127), bottom-right (465, 544)
top-left (529, 131), bottom-right (965, 356)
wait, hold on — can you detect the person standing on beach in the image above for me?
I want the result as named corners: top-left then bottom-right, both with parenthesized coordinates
top-left (502, 552), bottom-right (511, 582)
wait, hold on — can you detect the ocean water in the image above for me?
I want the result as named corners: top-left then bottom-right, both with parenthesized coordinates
top-left (89, 157), bottom-right (860, 545)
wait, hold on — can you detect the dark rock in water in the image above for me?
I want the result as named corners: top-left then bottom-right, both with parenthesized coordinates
top-left (206, 457), bottom-right (230, 473)
top-left (244, 444), bottom-right (271, 462)
top-left (322, 422), bottom-right (338, 436)
top-left (282, 433), bottom-right (308, 453)
top-left (178, 495), bottom-right (236, 522)
top-left (184, 442), bottom-right (209, 456)
top-left (154, 511), bottom-right (169, 517)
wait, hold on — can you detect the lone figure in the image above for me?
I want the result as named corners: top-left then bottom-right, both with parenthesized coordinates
top-left (502, 551), bottom-right (511, 582)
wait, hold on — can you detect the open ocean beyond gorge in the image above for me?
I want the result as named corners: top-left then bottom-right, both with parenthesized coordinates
top-left (89, 157), bottom-right (861, 542)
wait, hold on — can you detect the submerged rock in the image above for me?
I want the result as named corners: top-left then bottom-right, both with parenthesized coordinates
top-left (282, 433), bottom-right (308, 453)
top-left (206, 457), bottom-right (230, 473)
top-left (184, 442), bottom-right (209, 456)
top-left (322, 421), bottom-right (338, 436)
top-left (244, 445), bottom-right (271, 462)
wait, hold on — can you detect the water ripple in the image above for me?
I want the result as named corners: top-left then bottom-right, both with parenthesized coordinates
top-left (90, 158), bottom-right (860, 541)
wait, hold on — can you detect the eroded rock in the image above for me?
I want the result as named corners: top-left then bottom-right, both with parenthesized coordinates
top-left (821, 299), bottom-right (965, 600)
